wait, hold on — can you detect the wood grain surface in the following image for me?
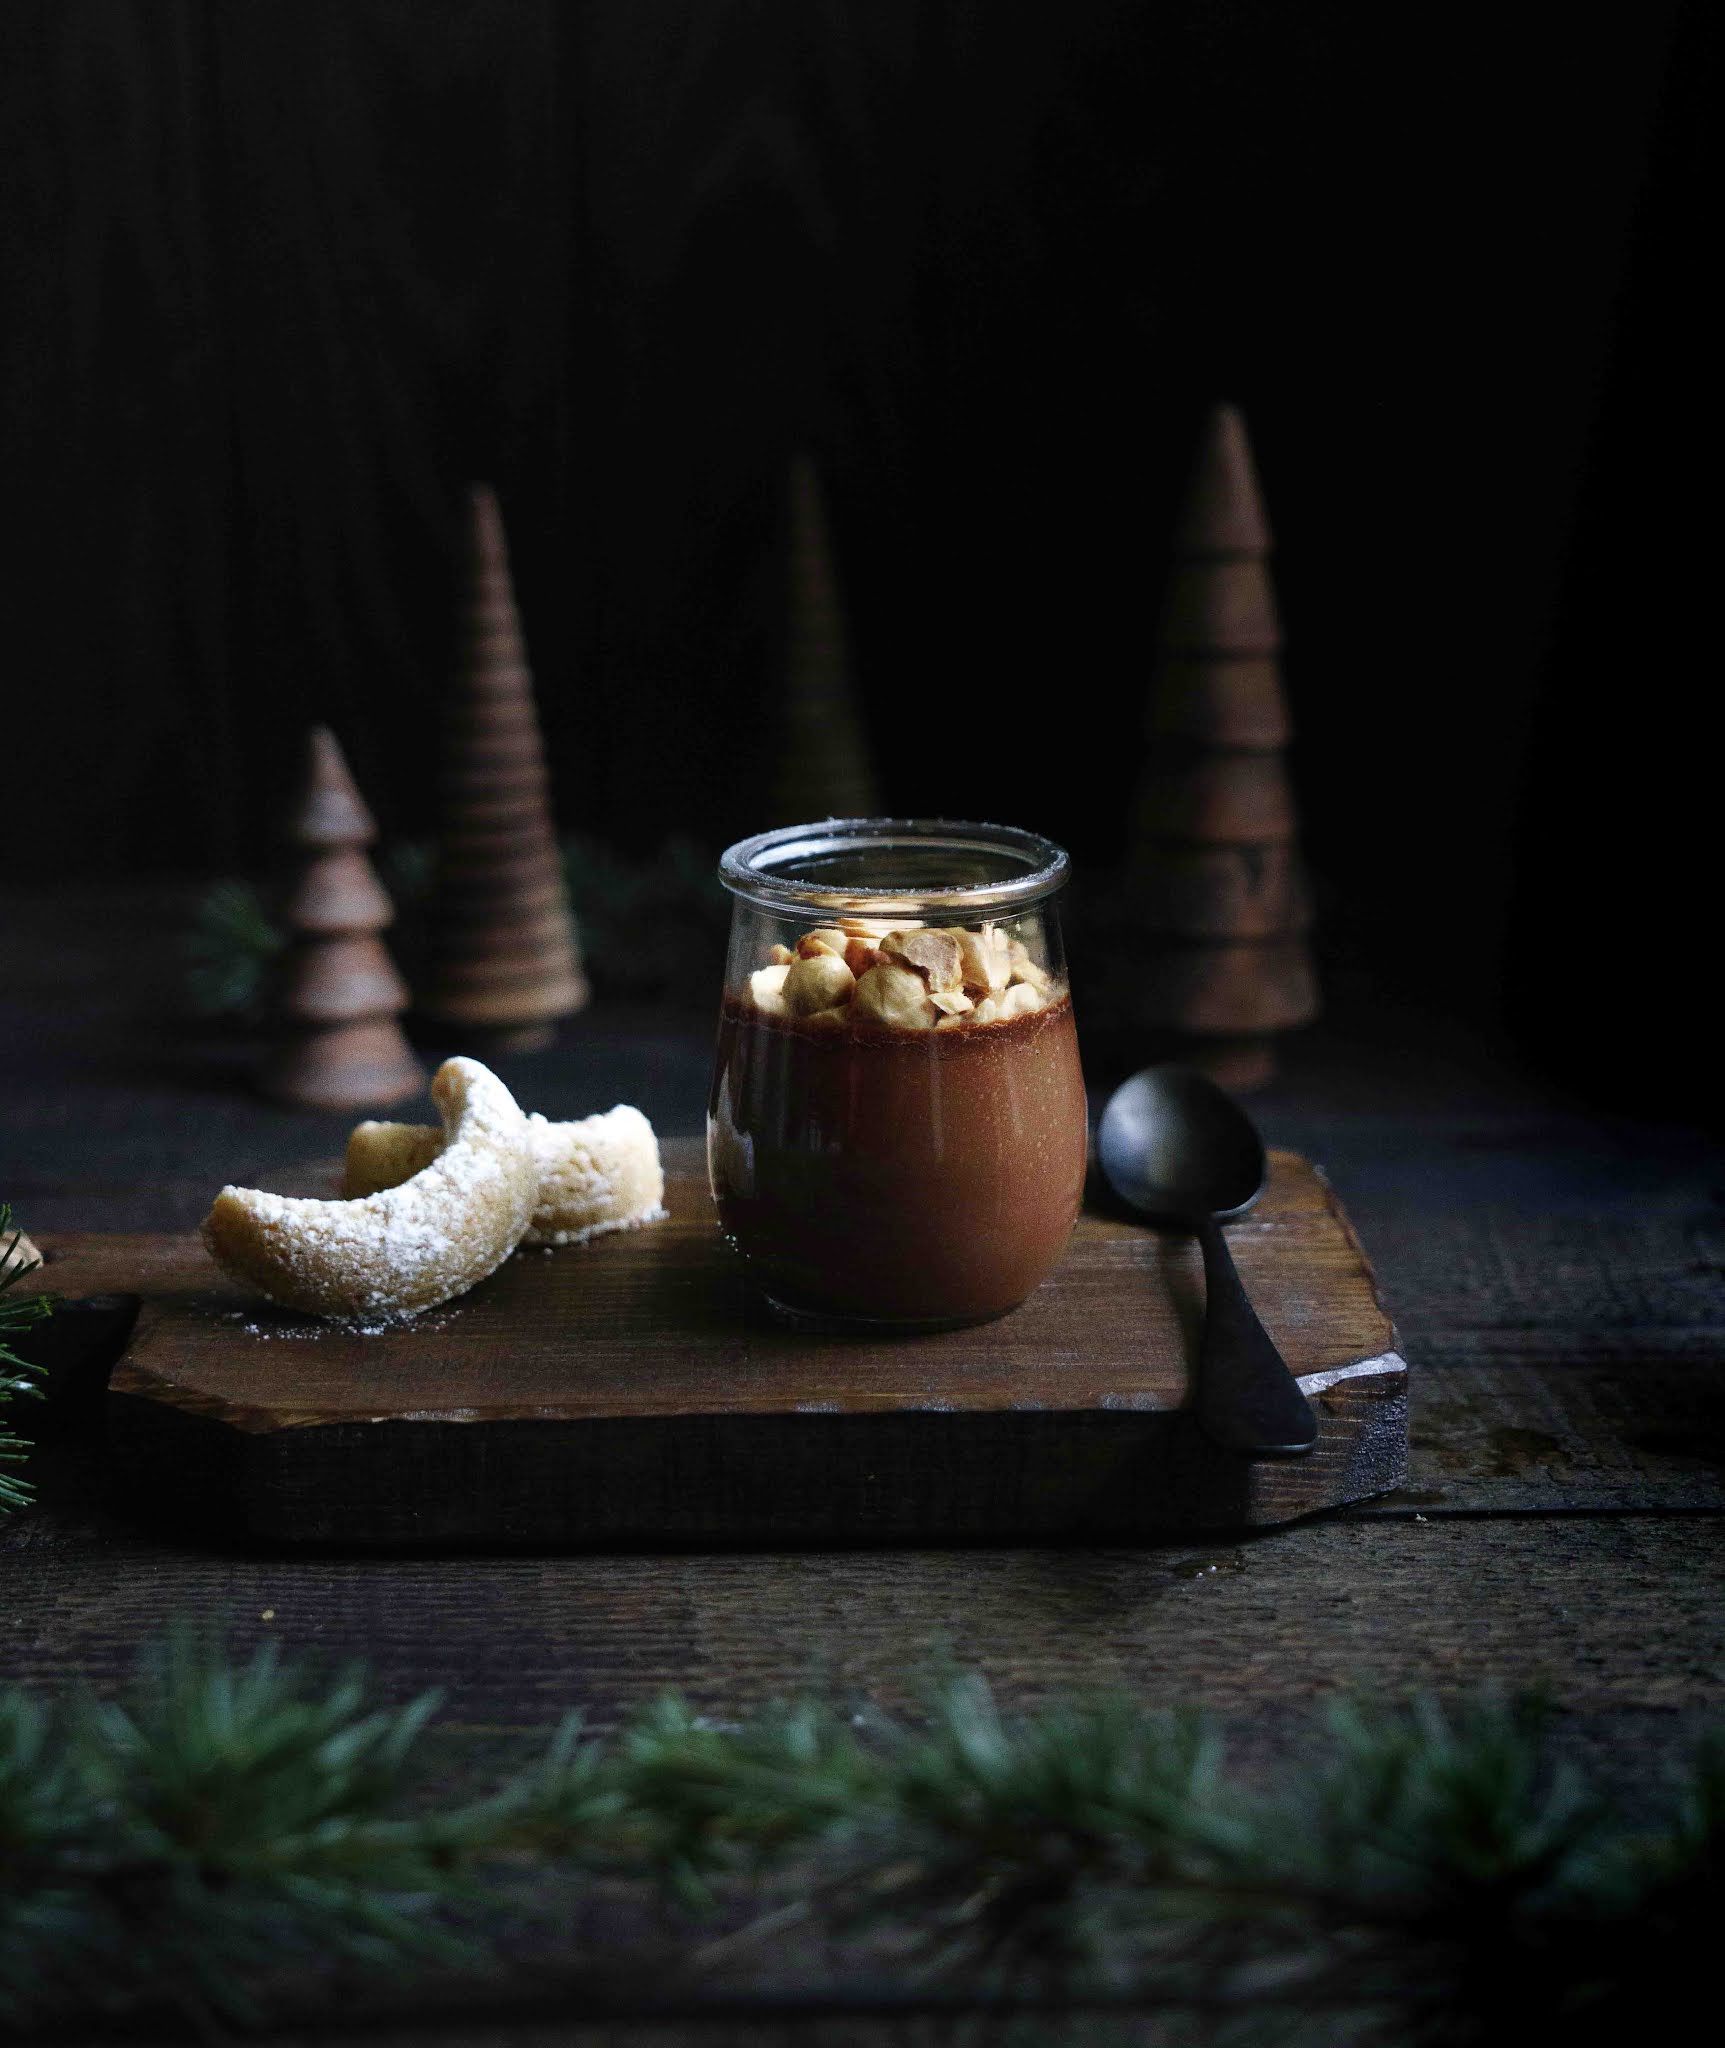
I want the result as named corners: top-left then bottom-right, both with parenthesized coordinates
top-left (87, 1142), bottom-right (1405, 1543)
top-left (8, 895), bottom-right (1723, 2038)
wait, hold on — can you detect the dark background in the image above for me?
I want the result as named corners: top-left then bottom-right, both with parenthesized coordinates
top-left (0, 0), bottom-right (1715, 1106)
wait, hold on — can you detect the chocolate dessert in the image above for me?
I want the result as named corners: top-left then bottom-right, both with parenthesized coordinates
top-left (708, 920), bottom-right (1087, 1324)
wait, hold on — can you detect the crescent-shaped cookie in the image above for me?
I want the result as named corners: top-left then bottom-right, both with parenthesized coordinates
top-left (345, 1104), bottom-right (664, 1247)
top-left (2, 1227), bottom-right (42, 1280)
top-left (202, 1057), bottom-right (537, 1318)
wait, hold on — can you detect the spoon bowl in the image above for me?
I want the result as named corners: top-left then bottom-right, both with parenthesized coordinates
top-left (1096, 1064), bottom-right (1316, 1457)
top-left (1097, 1064), bottom-right (1266, 1223)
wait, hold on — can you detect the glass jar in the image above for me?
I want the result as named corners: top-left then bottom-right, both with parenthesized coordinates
top-left (708, 819), bottom-right (1087, 1328)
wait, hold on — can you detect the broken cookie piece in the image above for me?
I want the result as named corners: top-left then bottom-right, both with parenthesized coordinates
top-left (1, 1225), bottom-right (42, 1279)
top-left (346, 1101), bottom-right (666, 1248)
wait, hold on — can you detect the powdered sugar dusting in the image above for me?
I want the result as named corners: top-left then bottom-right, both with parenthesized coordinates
top-left (345, 1101), bottom-right (666, 1249)
top-left (524, 1104), bottom-right (665, 1245)
top-left (201, 1057), bottom-right (538, 1319)
top-left (226, 1305), bottom-right (465, 1340)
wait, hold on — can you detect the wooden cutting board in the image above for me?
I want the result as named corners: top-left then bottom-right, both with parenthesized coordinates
top-left (68, 1140), bottom-right (1405, 1545)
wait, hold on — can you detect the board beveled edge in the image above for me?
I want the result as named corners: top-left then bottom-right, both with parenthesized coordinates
top-left (104, 1348), bottom-right (1409, 1546)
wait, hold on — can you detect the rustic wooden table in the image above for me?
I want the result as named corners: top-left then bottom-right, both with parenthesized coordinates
top-left (4, 885), bottom-right (1722, 2041)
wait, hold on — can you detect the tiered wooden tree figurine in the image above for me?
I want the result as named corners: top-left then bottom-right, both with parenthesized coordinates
top-left (263, 726), bottom-right (424, 1110)
top-left (1126, 404), bottom-right (1318, 1089)
top-left (772, 453), bottom-right (880, 824)
top-left (421, 484), bottom-right (588, 1051)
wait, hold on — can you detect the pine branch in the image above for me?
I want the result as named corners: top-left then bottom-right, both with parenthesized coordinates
top-left (181, 881), bottom-right (284, 1018)
top-left (4, 1635), bottom-right (1719, 2039)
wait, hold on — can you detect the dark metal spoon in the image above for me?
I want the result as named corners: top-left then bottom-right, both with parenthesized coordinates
top-left (1097, 1065), bottom-right (1318, 1456)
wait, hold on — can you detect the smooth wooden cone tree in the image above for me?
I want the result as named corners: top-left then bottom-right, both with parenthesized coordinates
top-left (421, 484), bottom-right (587, 1051)
top-left (771, 454), bottom-right (880, 824)
top-left (261, 726), bottom-right (423, 1110)
top-left (1125, 403), bottom-right (1319, 1087)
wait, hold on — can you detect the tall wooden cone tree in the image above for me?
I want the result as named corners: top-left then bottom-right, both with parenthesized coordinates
top-left (771, 454), bottom-right (880, 824)
top-left (262, 726), bottom-right (424, 1110)
top-left (1126, 404), bottom-right (1318, 1089)
top-left (421, 485), bottom-right (588, 1051)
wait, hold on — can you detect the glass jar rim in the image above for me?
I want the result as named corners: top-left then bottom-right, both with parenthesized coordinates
top-left (717, 818), bottom-right (1070, 917)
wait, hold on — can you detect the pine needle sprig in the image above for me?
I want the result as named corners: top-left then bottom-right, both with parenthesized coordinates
top-left (2, 1632), bottom-right (492, 2031)
top-left (1, 1207), bottom-right (53, 1517)
top-left (182, 881), bottom-right (284, 1018)
top-left (838, 1677), bottom-right (1240, 1986)
top-left (2, 1635), bottom-right (1723, 2040)
top-left (611, 1694), bottom-right (883, 1909)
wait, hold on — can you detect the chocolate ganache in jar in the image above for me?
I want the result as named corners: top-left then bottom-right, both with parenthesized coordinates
top-left (708, 820), bottom-right (1087, 1327)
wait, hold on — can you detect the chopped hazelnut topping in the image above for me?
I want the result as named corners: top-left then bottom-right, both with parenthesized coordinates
top-left (881, 927), bottom-right (964, 992)
top-left (949, 927), bottom-right (1009, 995)
top-left (852, 961), bottom-right (938, 1029)
top-left (783, 950), bottom-right (857, 1016)
top-left (749, 963), bottom-right (792, 1018)
top-left (971, 985), bottom-right (1046, 1025)
top-left (1008, 940), bottom-right (1053, 994)
top-left (747, 921), bottom-right (1058, 1030)
top-left (998, 981), bottom-right (1047, 1018)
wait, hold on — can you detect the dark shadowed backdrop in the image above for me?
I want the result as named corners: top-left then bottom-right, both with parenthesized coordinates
top-left (0, 0), bottom-right (1714, 1104)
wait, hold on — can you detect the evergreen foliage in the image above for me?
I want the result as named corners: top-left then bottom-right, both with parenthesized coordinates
top-left (182, 881), bottom-right (284, 1018)
top-left (0, 1632), bottom-right (1718, 2039)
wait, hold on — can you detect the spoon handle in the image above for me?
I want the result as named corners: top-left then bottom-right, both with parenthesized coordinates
top-left (1194, 1213), bottom-right (1318, 1456)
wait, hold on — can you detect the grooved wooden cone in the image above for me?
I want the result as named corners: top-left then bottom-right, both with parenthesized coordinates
top-left (1129, 939), bottom-right (1319, 1035)
top-left (422, 484), bottom-right (588, 1041)
top-left (1146, 657), bottom-right (1290, 748)
top-left (1128, 840), bottom-right (1311, 939)
top-left (262, 727), bottom-right (423, 1110)
top-left (280, 849), bottom-right (395, 935)
top-left (263, 1020), bottom-right (428, 1112)
top-left (288, 725), bottom-right (379, 848)
top-left (772, 455), bottom-right (880, 823)
top-left (276, 936), bottom-right (410, 1024)
top-left (1172, 1034), bottom-right (1278, 1093)
top-left (1131, 753), bottom-right (1297, 843)
top-left (1174, 402), bottom-right (1272, 556)
top-left (1120, 403), bottom-right (1318, 1086)
top-left (432, 878), bottom-right (568, 921)
top-left (1157, 560), bottom-right (1281, 654)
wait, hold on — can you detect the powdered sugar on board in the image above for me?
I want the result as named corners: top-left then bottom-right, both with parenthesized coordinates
top-left (222, 1305), bottom-right (466, 1340)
